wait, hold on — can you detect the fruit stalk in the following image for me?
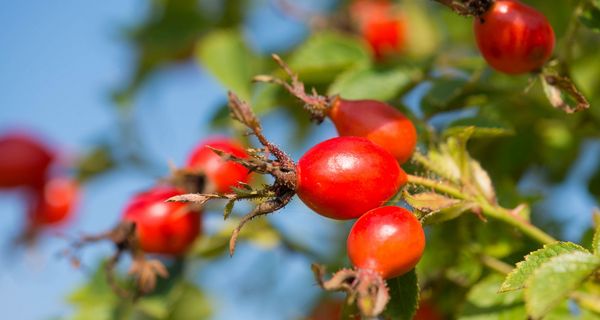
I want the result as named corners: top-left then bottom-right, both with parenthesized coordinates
top-left (407, 174), bottom-right (556, 245)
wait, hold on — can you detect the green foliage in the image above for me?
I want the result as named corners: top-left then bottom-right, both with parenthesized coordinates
top-left (580, 1), bottom-right (600, 33)
top-left (288, 32), bottom-right (371, 84)
top-left (593, 225), bottom-right (600, 256)
top-left (384, 269), bottom-right (419, 320)
top-left (195, 30), bottom-right (261, 101)
top-left (525, 252), bottom-right (600, 319)
top-left (500, 242), bottom-right (590, 292)
top-left (328, 65), bottom-right (415, 100)
top-left (68, 262), bottom-right (211, 320)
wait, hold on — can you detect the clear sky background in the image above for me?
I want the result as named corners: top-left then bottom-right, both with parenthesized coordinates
top-left (1, 1), bottom-right (599, 319)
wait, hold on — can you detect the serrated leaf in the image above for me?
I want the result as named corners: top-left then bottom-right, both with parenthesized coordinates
top-left (500, 242), bottom-right (589, 292)
top-left (459, 275), bottom-right (576, 320)
top-left (525, 251), bottom-right (600, 319)
top-left (196, 30), bottom-right (260, 101)
top-left (328, 65), bottom-right (413, 101)
top-left (288, 32), bottom-right (370, 84)
top-left (384, 269), bottom-right (419, 320)
top-left (593, 225), bottom-right (600, 256)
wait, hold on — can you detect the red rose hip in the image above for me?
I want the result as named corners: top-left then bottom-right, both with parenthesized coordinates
top-left (297, 137), bottom-right (406, 220)
top-left (0, 132), bottom-right (54, 189)
top-left (347, 206), bottom-right (425, 279)
top-left (122, 187), bottom-right (201, 255)
top-left (329, 98), bottom-right (417, 164)
top-left (350, 0), bottom-right (406, 59)
top-left (29, 177), bottom-right (79, 226)
top-left (186, 138), bottom-right (251, 193)
top-left (473, 0), bottom-right (555, 74)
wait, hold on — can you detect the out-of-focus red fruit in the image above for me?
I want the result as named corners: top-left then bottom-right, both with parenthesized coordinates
top-left (186, 138), bottom-right (251, 193)
top-left (0, 133), bottom-right (54, 189)
top-left (350, 0), bottom-right (406, 59)
top-left (414, 299), bottom-right (444, 320)
top-left (122, 186), bottom-right (201, 256)
top-left (29, 178), bottom-right (79, 226)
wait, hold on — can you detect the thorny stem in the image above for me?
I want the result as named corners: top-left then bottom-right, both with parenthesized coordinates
top-left (253, 54), bottom-right (332, 123)
top-left (64, 221), bottom-right (168, 299)
top-left (170, 92), bottom-right (297, 256)
top-left (407, 174), bottom-right (556, 245)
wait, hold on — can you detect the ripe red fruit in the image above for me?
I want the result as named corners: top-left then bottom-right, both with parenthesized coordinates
top-left (28, 178), bottom-right (79, 226)
top-left (297, 137), bottom-right (406, 220)
top-left (186, 138), bottom-right (251, 193)
top-left (122, 187), bottom-right (201, 255)
top-left (328, 98), bottom-right (417, 164)
top-left (414, 300), bottom-right (443, 320)
top-left (0, 133), bottom-right (54, 189)
top-left (350, 0), bottom-right (406, 59)
top-left (347, 206), bottom-right (425, 279)
top-left (473, 0), bottom-right (555, 74)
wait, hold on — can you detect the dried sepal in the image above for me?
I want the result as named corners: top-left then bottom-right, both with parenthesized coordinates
top-left (312, 264), bottom-right (390, 318)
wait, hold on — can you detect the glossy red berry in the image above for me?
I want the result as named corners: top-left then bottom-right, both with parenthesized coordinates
top-left (474, 0), bottom-right (555, 74)
top-left (297, 137), bottom-right (406, 220)
top-left (350, 0), bottom-right (406, 59)
top-left (0, 133), bottom-right (54, 189)
top-left (328, 98), bottom-right (417, 164)
top-left (347, 206), bottom-right (425, 279)
top-left (186, 138), bottom-right (251, 193)
top-left (29, 177), bottom-right (79, 226)
top-left (122, 187), bottom-right (201, 256)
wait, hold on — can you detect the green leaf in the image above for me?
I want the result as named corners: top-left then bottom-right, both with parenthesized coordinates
top-left (421, 202), bottom-right (475, 225)
top-left (223, 200), bottom-right (235, 220)
top-left (422, 77), bottom-right (468, 111)
top-left (327, 66), bottom-right (414, 101)
top-left (288, 32), bottom-right (371, 84)
top-left (444, 117), bottom-right (514, 139)
top-left (167, 282), bottom-right (212, 319)
top-left (593, 225), bottom-right (600, 256)
top-left (195, 29), bottom-right (260, 100)
top-left (525, 251), bottom-right (600, 319)
top-left (459, 274), bottom-right (527, 320)
top-left (500, 242), bottom-right (589, 292)
top-left (460, 274), bottom-right (576, 320)
top-left (403, 192), bottom-right (461, 213)
top-left (384, 269), bottom-right (419, 320)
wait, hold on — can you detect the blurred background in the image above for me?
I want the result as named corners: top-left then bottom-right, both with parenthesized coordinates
top-left (1, 0), bottom-right (600, 319)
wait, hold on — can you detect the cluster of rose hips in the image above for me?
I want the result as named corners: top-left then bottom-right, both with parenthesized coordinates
top-left (349, 0), bottom-right (555, 75)
top-left (0, 132), bottom-right (79, 242)
top-left (62, 137), bottom-right (254, 296)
